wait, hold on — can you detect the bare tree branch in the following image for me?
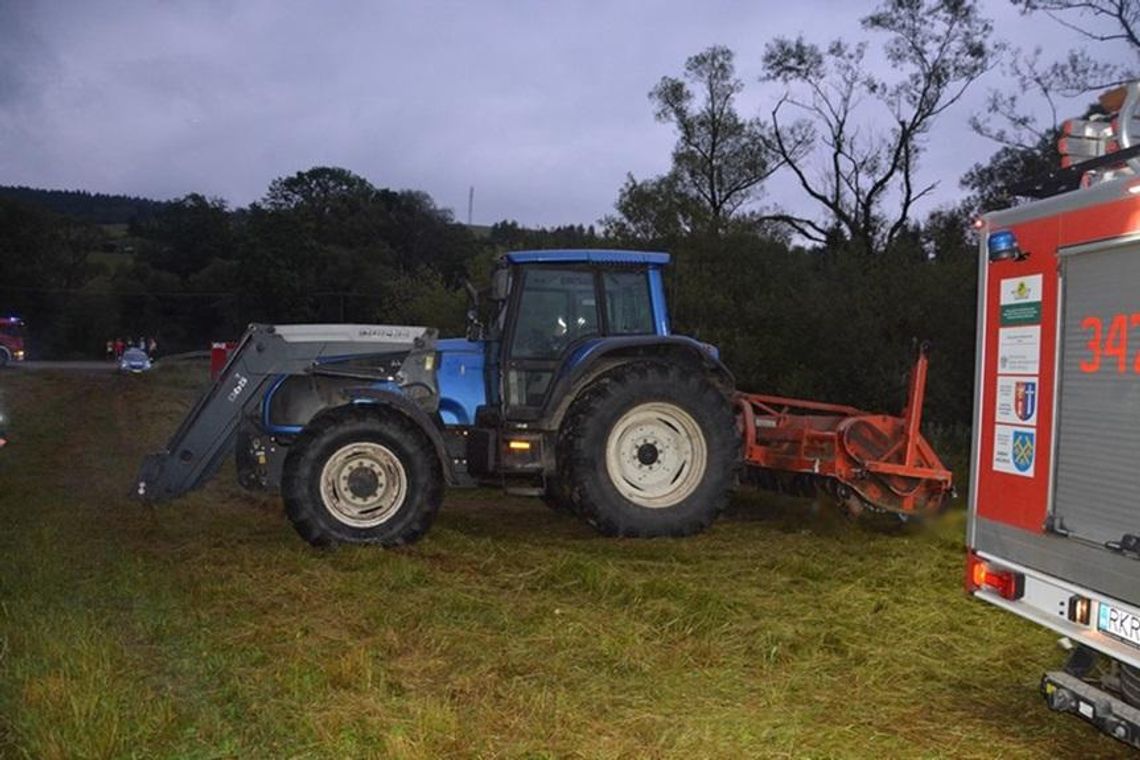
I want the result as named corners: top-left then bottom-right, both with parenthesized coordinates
top-left (761, 0), bottom-right (999, 254)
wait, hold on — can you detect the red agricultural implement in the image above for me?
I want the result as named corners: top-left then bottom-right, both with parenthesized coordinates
top-left (737, 343), bottom-right (953, 518)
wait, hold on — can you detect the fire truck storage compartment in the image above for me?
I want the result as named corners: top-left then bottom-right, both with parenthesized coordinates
top-left (1054, 237), bottom-right (1140, 550)
top-left (970, 186), bottom-right (1140, 611)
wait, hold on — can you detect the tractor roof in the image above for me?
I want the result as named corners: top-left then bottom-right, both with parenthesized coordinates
top-left (504, 249), bottom-right (670, 266)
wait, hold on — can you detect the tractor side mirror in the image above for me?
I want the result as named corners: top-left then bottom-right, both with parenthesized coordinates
top-left (463, 280), bottom-right (484, 342)
top-left (490, 266), bottom-right (510, 302)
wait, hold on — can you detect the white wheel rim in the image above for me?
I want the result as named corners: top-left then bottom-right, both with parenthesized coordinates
top-left (604, 401), bottom-right (707, 509)
top-left (319, 442), bottom-right (407, 528)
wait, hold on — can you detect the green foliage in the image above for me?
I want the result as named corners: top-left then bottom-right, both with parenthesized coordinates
top-left (960, 131), bottom-right (1062, 212)
top-left (0, 168), bottom-right (487, 355)
top-left (0, 197), bottom-right (113, 357)
top-left (488, 220), bottom-right (603, 250)
top-left (648, 46), bottom-right (780, 234)
top-left (134, 193), bottom-right (235, 279)
top-left (0, 185), bottom-right (167, 224)
top-left (604, 172), bottom-right (703, 247)
top-left (665, 216), bottom-right (978, 425)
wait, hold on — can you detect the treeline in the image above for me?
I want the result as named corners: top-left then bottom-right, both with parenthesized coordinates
top-left (0, 168), bottom-right (495, 361)
top-left (0, 186), bottom-right (168, 225)
top-left (0, 166), bottom-right (979, 424)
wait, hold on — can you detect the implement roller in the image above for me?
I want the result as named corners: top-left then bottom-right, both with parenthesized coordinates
top-left (737, 343), bottom-right (953, 517)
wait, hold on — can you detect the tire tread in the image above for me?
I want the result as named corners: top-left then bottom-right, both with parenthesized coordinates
top-left (557, 361), bottom-right (738, 537)
top-left (281, 405), bottom-right (443, 547)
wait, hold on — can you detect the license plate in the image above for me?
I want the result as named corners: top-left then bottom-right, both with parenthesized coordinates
top-left (1097, 602), bottom-right (1140, 649)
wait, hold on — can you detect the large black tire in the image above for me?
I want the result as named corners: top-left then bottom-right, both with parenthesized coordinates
top-left (558, 362), bottom-right (738, 537)
top-left (541, 475), bottom-right (577, 514)
top-left (282, 406), bottom-right (443, 547)
top-left (0, 349), bottom-right (8, 368)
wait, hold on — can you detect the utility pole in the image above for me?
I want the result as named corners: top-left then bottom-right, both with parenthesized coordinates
top-left (467, 186), bottom-right (474, 226)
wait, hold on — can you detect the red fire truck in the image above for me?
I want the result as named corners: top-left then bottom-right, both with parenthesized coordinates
top-left (967, 83), bottom-right (1140, 747)
top-left (0, 316), bottom-right (26, 366)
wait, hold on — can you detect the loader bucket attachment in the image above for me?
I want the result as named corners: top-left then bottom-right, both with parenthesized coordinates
top-left (134, 328), bottom-right (276, 503)
top-left (737, 345), bottom-right (953, 517)
top-left (134, 323), bottom-right (435, 504)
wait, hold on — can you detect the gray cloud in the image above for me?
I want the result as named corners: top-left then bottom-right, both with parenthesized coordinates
top-left (0, 1), bottom-right (1135, 227)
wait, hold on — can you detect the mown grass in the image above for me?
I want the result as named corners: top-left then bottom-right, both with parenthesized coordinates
top-left (0, 365), bottom-right (1130, 758)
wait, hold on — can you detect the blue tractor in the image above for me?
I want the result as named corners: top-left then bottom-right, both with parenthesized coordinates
top-left (137, 250), bottom-right (740, 546)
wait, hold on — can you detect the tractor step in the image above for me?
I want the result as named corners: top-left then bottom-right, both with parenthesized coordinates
top-left (505, 486), bottom-right (545, 497)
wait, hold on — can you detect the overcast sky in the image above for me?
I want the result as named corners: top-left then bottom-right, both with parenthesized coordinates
top-left (0, 1), bottom-right (1135, 227)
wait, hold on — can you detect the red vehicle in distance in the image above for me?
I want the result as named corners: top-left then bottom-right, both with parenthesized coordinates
top-left (0, 316), bottom-right (27, 366)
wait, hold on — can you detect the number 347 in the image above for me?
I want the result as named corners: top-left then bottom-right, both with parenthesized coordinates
top-left (1079, 314), bottom-right (1140, 374)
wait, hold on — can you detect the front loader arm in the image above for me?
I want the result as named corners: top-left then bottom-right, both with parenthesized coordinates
top-left (135, 323), bottom-right (435, 503)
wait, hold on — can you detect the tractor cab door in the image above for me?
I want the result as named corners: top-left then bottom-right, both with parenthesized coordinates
top-left (498, 264), bottom-right (659, 421)
top-left (501, 266), bottom-right (601, 421)
top-left (467, 260), bottom-right (658, 478)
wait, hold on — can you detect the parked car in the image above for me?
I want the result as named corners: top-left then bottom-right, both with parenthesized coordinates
top-left (119, 347), bottom-right (152, 374)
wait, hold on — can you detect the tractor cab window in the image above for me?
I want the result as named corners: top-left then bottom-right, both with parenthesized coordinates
top-left (603, 271), bottom-right (653, 334)
top-left (510, 268), bottom-right (599, 359)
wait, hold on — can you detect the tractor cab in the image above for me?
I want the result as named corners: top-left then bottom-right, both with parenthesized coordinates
top-left (487, 250), bottom-right (670, 411)
top-left (426, 249), bottom-right (676, 429)
top-left (445, 250), bottom-right (685, 489)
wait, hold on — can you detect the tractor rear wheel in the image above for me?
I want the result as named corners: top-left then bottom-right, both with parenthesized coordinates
top-left (559, 362), bottom-right (737, 537)
top-left (282, 406), bottom-right (443, 547)
top-left (541, 475), bottom-right (576, 514)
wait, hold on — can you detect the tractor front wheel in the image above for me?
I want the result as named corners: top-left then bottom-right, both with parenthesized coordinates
top-left (282, 406), bottom-right (443, 547)
top-left (559, 362), bottom-right (738, 537)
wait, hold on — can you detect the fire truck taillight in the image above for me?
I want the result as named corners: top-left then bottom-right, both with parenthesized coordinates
top-left (965, 552), bottom-right (1025, 601)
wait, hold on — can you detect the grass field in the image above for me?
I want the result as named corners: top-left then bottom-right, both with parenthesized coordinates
top-left (0, 365), bottom-right (1131, 759)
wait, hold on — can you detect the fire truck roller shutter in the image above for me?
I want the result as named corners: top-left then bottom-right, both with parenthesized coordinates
top-left (1053, 239), bottom-right (1140, 549)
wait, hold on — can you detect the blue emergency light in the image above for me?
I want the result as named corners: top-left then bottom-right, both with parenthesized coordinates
top-left (987, 230), bottom-right (1024, 262)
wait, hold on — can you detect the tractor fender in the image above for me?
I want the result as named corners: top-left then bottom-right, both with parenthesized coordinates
top-left (327, 387), bottom-right (458, 485)
top-left (542, 335), bottom-right (736, 430)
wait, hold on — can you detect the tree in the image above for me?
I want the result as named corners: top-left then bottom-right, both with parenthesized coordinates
top-left (960, 130), bottom-right (1061, 212)
top-left (972, 1), bottom-right (1139, 149)
top-left (137, 193), bottom-right (235, 280)
top-left (603, 173), bottom-right (699, 247)
top-left (605, 46), bottom-right (782, 241)
top-left (651, 46), bottom-right (783, 232)
top-left (761, 0), bottom-right (1000, 255)
top-left (264, 166), bottom-right (377, 214)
